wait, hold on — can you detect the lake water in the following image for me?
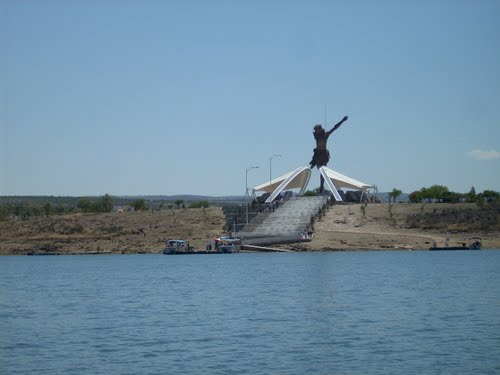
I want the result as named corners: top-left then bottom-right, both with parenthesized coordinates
top-left (1, 251), bottom-right (500, 374)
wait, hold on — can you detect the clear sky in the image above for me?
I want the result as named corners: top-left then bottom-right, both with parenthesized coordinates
top-left (2, 0), bottom-right (499, 197)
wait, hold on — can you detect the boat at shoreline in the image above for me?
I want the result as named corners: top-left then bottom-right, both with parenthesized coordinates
top-left (213, 236), bottom-right (241, 253)
top-left (429, 237), bottom-right (482, 251)
top-left (163, 240), bottom-right (194, 254)
top-left (162, 237), bottom-right (241, 255)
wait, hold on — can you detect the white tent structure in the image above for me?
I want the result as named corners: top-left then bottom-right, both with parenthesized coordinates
top-left (253, 167), bottom-right (311, 203)
top-left (319, 166), bottom-right (375, 202)
top-left (253, 165), bottom-right (375, 203)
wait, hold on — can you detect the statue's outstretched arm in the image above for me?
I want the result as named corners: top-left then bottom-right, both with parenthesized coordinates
top-left (327, 115), bottom-right (348, 136)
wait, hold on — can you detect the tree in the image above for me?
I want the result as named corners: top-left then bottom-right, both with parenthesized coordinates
top-left (77, 198), bottom-right (93, 213)
top-left (0, 205), bottom-right (10, 221)
top-left (388, 188), bottom-right (402, 203)
top-left (190, 200), bottom-right (209, 208)
top-left (427, 185), bottom-right (449, 202)
top-left (304, 187), bottom-right (321, 196)
top-left (132, 199), bottom-right (147, 211)
top-left (420, 187), bottom-right (432, 203)
top-left (43, 202), bottom-right (53, 216)
top-left (442, 191), bottom-right (462, 203)
top-left (467, 186), bottom-right (477, 202)
top-left (100, 194), bottom-right (113, 212)
top-left (174, 199), bottom-right (184, 209)
top-left (409, 191), bottom-right (423, 203)
top-left (77, 195), bottom-right (113, 213)
top-left (479, 190), bottom-right (500, 202)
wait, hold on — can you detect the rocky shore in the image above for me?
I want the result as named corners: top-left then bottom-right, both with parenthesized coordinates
top-left (0, 203), bottom-right (499, 255)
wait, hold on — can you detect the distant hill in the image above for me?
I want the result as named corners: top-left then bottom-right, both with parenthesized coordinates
top-left (0, 192), bottom-right (407, 205)
top-left (132, 192), bottom-right (411, 204)
top-left (119, 195), bottom-right (245, 202)
top-left (0, 195), bottom-right (248, 210)
top-left (0, 192), bottom-right (409, 207)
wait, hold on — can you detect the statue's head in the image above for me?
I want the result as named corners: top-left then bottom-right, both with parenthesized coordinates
top-left (314, 124), bottom-right (325, 135)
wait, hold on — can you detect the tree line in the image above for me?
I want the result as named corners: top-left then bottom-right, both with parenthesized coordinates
top-left (0, 195), bottom-right (212, 220)
top-left (388, 185), bottom-right (499, 204)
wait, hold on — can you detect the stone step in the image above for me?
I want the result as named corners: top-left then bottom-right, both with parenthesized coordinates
top-left (242, 196), bottom-right (329, 237)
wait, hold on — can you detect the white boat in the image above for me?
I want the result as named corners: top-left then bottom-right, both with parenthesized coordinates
top-left (215, 237), bottom-right (241, 253)
top-left (163, 240), bottom-right (193, 254)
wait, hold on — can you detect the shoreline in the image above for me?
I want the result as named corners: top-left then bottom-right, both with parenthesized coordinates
top-left (1, 203), bottom-right (499, 255)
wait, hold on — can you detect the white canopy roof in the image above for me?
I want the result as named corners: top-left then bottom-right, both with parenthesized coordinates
top-left (253, 165), bottom-right (374, 203)
top-left (319, 166), bottom-right (374, 201)
top-left (253, 166), bottom-right (312, 193)
top-left (319, 166), bottom-right (374, 191)
top-left (253, 166), bottom-right (311, 203)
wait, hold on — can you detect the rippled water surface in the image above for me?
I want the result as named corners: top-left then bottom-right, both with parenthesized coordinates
top-left (2, 251), bottom-right (500, 374)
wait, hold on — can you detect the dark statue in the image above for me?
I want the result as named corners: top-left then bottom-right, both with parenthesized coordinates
top-left (309, 115), bottom-right (348, 192)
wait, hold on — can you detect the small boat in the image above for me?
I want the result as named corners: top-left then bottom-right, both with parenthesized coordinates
top-left (163, 240), bottom-right (195, 254)
top-left (214, 236), bottom-right (241, 253)
top-left (429, 237), bottom-right (482, 251)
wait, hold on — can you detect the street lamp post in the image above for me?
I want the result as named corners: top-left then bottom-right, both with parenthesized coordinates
top-left (269, 154), bottom-right (281, 186)
top-left (245, 166), bottom-right (259, 224)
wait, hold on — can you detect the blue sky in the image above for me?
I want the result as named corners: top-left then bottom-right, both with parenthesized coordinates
top-left (2, 0), bottom-right (499, 197)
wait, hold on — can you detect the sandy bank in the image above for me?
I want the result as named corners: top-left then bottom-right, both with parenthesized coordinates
top-left (1, 203), bottom-right (499, 255)
top-left (287, 203), bottom-right (500, 251)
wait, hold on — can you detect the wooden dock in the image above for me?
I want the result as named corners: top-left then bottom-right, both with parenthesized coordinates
top-left (240, 244), bottom-right (293, 252)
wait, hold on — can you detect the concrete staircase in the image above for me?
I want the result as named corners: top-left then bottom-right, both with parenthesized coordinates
top-left (239, 196), bottom-right (329, 245)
